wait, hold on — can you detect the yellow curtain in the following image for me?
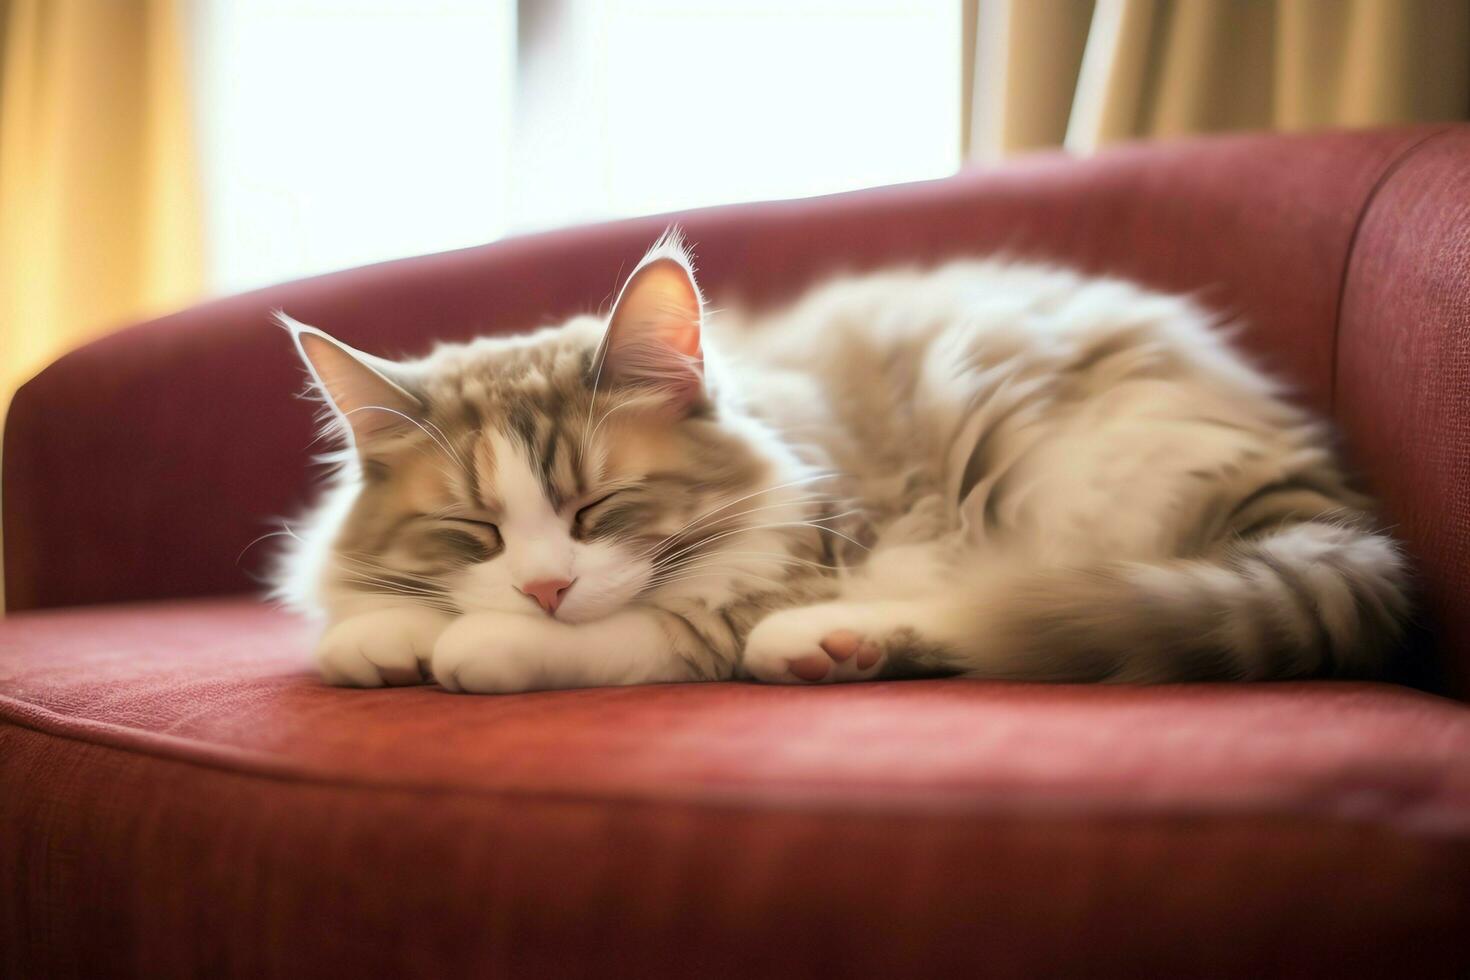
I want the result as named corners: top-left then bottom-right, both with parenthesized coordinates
top-left (0, 0), bottom-right (203, 415)
top-left (967, 0), bottom-right (1095, 159)
top-left (967, 0), bottom-right (1470, 159)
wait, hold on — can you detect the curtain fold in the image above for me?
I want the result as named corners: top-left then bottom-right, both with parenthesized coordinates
top-left (969, 0), bottom-right (1095, 160)
top-left (967, 0), bottom-right (1470, 159)
top-left (0, 0), bottom-right (202, 413)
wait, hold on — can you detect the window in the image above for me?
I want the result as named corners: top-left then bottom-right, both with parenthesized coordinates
top-left (190, 0), bottom-right (959, 296)
top-left (513, 0), bottom-right (961, 230)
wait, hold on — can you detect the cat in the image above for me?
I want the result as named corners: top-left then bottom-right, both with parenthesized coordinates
top-left (273, 232), bottom-right (1410, 693)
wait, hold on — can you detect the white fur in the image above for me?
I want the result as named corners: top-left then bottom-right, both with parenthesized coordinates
top-left (450, 432), bottom-right (654, 623)
top-left (281, 249), bottom-right (1405, 691)
top-left (316, 605), bottom-right (452, 687)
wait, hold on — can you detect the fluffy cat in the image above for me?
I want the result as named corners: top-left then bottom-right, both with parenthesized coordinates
top-left (274, 233), bottom-right (1410, 693)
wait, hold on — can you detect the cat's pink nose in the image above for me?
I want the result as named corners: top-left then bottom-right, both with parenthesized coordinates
top-left (518, 578), bottom-right (574, 615)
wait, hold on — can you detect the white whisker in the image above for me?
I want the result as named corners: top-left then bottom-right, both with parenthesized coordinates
top-left (631, 472), bottom-right (844, 561)
top-left (644, 553), bottom-right (841, 588)
top-left (643, 568), bottom-right (794, 593)
top-left (580, 335), bottom-right (612, 462)
top-left (653, 510), bottom-right (867, 570)
top-left (586, 398), bottom-right (636, 451)
top-left (237, 525), bottom-right (297, 565)
top-left (343, 405), bottom-right (461, 463)
top-left (631, 493), bottom-right (841, 563)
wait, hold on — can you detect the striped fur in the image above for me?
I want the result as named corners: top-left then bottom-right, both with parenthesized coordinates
top-left (726, 260), bottom-right (1410, 685)
top-left (948, 519), bottom-right (1409, 682)
top-left (275, 239), bottom-right (1411, 692)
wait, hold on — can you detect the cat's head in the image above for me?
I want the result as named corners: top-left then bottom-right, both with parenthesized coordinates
top-left (285, 236), bottom-right (811, 623)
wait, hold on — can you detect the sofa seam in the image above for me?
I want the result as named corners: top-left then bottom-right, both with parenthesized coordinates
top-left (3, 693), bottom-right (1468, 835)
top-left (1329, 126), bottom-right (1454, 413)
top-left (0, 706), bottom-right (1146, 819)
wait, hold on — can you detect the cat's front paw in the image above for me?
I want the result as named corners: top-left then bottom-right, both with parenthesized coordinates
top-left (431, 613), bottom-right (560, 694)
top-left (316, 607), bottom-right (451, 687)
top-left (741, 604), bottom-right (887, 684)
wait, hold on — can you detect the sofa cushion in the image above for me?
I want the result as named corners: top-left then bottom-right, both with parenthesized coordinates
top-left (4, 598), bottom-right (1470, 977)
top-left (6, 126), bottom-right (1448, 614)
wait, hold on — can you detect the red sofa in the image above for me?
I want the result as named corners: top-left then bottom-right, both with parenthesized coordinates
top-left (5, 127), bottom-right (1470, 978)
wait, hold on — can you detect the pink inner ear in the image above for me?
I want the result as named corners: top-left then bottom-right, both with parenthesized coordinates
top-left (295, 328), bottom-right (420, 442)
top-left (662, 319), bottom-right (702, 358)
top-left (604, 256), bottom-right (706, 404)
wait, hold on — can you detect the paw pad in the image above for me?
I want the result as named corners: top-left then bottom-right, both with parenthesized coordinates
top-left (788, 654), bottom-right (833, 681)
top-left (741, 607), bottom-right (889, 685)
top-left (819, 630), bottom-right (881, 670)
top-left (819, 630), bottom-right (861, 661)
top-left (778, 631), bottom-right (882, 681)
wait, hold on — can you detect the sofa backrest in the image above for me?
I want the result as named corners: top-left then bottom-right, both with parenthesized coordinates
top-left (5, 126), bottom-right (1467, 692)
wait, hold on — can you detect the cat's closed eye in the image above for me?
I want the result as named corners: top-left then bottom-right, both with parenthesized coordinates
top-left (574, 493), bottom-right (618, 529)
top-left (443, 516), bottom-right (502, 546)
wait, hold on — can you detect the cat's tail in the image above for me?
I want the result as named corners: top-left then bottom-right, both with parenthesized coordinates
top-left (958, 520), bottom-right (1411, 682)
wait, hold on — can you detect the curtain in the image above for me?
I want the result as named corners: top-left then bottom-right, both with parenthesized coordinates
top-left (966, 0), bottom-right (1470, 160)
top-left (0, 0), bottom-right (203, 416)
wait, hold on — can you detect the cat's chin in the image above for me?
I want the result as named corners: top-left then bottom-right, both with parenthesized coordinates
top-left (554, 592), bottom-right (643, 625)
top-left (448, 589), bottom-right (644, 627)
top-left (551, 606), bottom-right (615, 626)
top-left (553, 573), bottom-right (656, 625)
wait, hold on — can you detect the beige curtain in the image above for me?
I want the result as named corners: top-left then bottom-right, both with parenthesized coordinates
top-left (0, 0), bottom-right (203, 415)
top-left (966, 0), bottom-right (1470, 160)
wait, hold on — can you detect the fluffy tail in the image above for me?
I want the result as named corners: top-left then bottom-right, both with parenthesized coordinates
top-left (966, 520), bottom-right (1411, 682)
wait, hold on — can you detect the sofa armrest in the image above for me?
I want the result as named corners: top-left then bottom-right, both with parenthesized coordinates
top-left (1336, 128), bottom-right (1470, 696)
top-left (3, 126), bottom-right (1440, 610)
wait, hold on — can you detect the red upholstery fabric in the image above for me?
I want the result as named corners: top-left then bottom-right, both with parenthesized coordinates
top-left (8, 128), bottom-right (1470, 977)
top-left (1337, 128), bottom-right (1470, 697)
top-left (4, 598), bottom-right (1470, 978)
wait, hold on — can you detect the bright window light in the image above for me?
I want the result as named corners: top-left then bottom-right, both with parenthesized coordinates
top-left (190, 0), bottom-right (515, 295)
top-left (514, 0), bottom-right (962, 230)
top-left (190, 0), bottom-right (960, 296)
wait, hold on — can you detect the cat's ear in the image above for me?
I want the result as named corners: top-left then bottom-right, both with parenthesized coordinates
top-left (600, 233), bottom-right (704, 410)
top-left (280, 314), bottom-right (422, 447)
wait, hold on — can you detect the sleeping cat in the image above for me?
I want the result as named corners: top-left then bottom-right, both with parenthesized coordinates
top-left (274, 233), bottom-right (1409, 693)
